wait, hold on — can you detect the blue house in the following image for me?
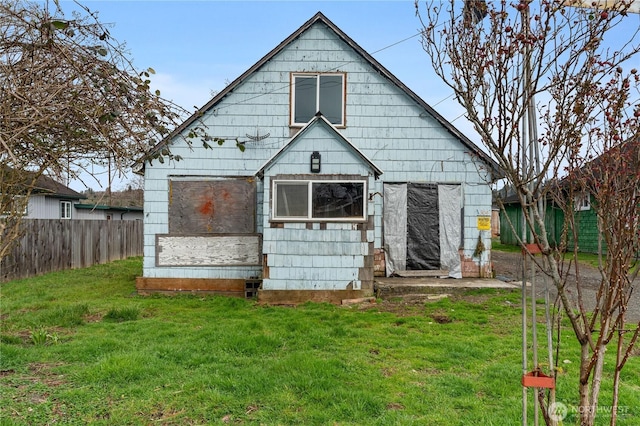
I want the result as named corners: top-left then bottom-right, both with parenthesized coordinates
top-left (136, 12), bottom-right (501, 303)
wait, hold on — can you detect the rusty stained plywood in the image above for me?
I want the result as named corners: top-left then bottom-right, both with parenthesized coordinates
top-left (157, 234), bottom-right (262, 266)
top-left (169, 179), bottom-right (256, 234)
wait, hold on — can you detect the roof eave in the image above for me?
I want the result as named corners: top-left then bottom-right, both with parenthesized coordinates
top-left (136, 11), bottom-right (503, 181)
top-left (135, 13), bottom-right (332, 171)
top-left (256, 113), bottom-right (383, 179)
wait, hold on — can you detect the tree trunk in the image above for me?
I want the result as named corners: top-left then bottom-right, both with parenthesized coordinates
top-left (579, 341), bottom-right (608, 426)
top-left (579, 343), bottom-right (591, 425)
top-left (610, 330), bottom-right (624, 426)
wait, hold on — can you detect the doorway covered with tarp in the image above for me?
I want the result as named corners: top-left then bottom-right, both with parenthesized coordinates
top-left (383, 183), bottom-right (462, 278)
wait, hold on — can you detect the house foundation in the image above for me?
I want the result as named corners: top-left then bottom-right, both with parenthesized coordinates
top-left (135, 277), bottom-right (247, 297)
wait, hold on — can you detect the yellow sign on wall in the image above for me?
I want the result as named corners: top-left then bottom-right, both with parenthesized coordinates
top-left (477, 216), bottom-right (491, 231)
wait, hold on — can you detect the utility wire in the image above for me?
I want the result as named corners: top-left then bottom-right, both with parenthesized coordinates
top-left (185, 23), bottom-right (460, 147)
top-left (204, 28), bottom-right (436, 116)
top-left (370, 31), bottom-right (422, 55)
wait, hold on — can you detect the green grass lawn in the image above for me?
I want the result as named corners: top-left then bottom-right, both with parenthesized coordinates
top-left (1, 258), bottom-right (638, 425)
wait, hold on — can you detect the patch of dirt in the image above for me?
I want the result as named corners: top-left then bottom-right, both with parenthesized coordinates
top-left (84, 313), bottom-right (103, 323)
top-left (27, 362), bottom-right (67, 387)
top-left (386, 402), bottom-right (405, 410)
top-left (381, 367), bottom-right (396, 377)
top-left (430, 312), bottom-right (452, 324)
top-left (448, 292), bottom-right (500, 305)
top-left (356, 298), bottom-right (426, 316)
top-left (414, 367), bottom-right (441, 375)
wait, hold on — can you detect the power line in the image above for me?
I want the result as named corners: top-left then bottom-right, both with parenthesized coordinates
top-left (185, 24), bottom-right (460, 144)
top-left (370, 31), bottom-right (423, 55)
top-left (205, 29), bottom-right (427, 116)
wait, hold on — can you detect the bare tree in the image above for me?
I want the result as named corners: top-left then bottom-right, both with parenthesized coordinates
top-left (417, 1), bottom-right (639, 425)
top-left (0, 0), bottom-right (222, 259)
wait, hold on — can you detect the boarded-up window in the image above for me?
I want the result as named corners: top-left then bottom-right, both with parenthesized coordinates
top-left (169, 178), bottom-right (256, 234)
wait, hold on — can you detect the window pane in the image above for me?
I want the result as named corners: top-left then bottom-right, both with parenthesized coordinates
top-left (276, 183), bottom-right (308, 217)
top-left (61, 201), bottom-right (71, 219)
top-left (319, 75), bottom-right (343, 125)
top-left (312, 182), bottom-right (363, 218)
top-left (294, 76), bottom-right (317, 124)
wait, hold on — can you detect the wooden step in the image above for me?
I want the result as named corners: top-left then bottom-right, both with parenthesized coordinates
top-left (394, 269), bottom-right (449, 278)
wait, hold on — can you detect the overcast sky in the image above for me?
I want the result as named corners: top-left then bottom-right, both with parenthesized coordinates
top-left (52, 1), bottom-right (468, 190)
top-left (53, 1), bottom-right (639, 191)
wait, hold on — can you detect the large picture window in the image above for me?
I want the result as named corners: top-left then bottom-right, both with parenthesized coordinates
top-left (273, 180), bottom-right (365, 221)
top-left (291, 73), bottom-right (345, 126)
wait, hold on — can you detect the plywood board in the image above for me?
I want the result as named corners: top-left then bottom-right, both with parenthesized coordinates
top-left (157, 234), bottom-right (262, 266)
top-left (169, 178), bottom-right (256, 234)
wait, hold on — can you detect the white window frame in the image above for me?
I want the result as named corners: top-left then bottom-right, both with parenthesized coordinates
top-left (60, 200), bottom-right (72, 219)
top-left (272, 179), bottom-right (366, 222)
top-left (574, 192), bottom-right (591, 211)
top-left (291, 73), bottom-right (346, 127)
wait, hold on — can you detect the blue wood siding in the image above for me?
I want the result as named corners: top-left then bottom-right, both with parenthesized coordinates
top-left (260, 121), bottom-right (376, 290)
top-left (142, 21), bottom-right (493, 281)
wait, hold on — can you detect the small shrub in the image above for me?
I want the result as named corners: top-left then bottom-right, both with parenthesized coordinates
top-left (28, 327), bottom-right (60, 346)
top-left (47, 331), bottom-right (60, 345)
top-left (103, 307), bottom-right (140, 322)
top-left (29, 327), bottom-right (49, 346)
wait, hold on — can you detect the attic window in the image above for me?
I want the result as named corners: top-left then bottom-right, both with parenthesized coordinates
top-left (291, 73), bottom-right (345, 126)
top-left (272, 180), bottom-right (365, 221)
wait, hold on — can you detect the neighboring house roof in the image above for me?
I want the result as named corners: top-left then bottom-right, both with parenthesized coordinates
top-left (2, 167), bottom-right (86, 200)
top-left (256, 113), bottom-right (383, 179)
top-left (32, 174), bottom-right (85, 200)
top-left (74, 204), bottom-right (143, 213)
top-left (561, 138), bottom-right (639, 186)
top-left (139, 11), bottom-right (502, 180)
top-left (499, 138), bottom-right (640, 206)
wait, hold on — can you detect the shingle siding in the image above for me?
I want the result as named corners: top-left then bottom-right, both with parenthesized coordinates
top-left (141, 17), bottom-right (495, 287)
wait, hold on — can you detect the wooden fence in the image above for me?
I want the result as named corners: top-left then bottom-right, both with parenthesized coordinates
top-left (0, 219), bottom-right (143, 282)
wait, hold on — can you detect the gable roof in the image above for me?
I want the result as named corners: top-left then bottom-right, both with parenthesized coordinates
top-left (2, 167), bottom-right (85, 200)
top-left (499, 138), bottom-right (640, 206)
top-left (256, 113), bottom-right (383, 179)
top-left (562, 138), bottom-right (640, 186)
top-left (32, 174), bottom-right (85, 199)
top-left (141, 12), bottom-right (502, 179)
